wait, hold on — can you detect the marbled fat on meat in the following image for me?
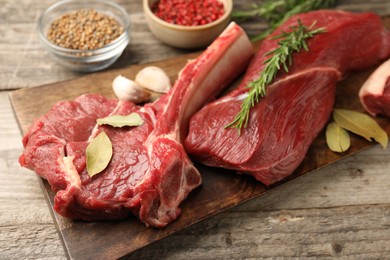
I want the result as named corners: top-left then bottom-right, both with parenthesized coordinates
top-left (185, 10), bottom-right (390, 186)
top-left (19, 22), bottom-right (253, 227)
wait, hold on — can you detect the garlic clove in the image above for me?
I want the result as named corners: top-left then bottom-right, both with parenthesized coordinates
top-left (135, 66), bottom-right (172, 94)
top-left (112, 75), bottom-right (150, 103)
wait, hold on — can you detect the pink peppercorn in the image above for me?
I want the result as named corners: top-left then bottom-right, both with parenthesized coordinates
top-left (151, 0), bottom-right (225, 26)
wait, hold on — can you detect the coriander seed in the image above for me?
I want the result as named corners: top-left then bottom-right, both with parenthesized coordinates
top-left (47, 9), bottom-right (124, 50)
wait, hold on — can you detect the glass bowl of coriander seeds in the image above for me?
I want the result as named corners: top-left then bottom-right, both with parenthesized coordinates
top-left (38, 0), bottom-right (130, 72)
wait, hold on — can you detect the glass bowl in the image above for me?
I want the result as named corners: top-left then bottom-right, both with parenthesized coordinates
top-left (38, 0), bottom-right (130, 72)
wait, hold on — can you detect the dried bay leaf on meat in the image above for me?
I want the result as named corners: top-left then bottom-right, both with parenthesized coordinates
top-left (97, 113), bottom-right (144, 128)
top-left (333, 109), bottom-right (388, 149)
top-left (326, 122), bottom-right (351, 153)
top-left (86, 131), bottom-right (113, 177)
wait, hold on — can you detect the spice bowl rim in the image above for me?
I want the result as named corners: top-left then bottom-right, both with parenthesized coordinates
top-left (37, 0), bottom-right (130, 71)
top-left (143, 0), bottom-right (233, 32)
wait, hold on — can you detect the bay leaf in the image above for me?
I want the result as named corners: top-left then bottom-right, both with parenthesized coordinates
top-left (333, 109), bottom-right (388, 149)
top-left (326, 122), bottom-right (351, 153)
top-left (97, 113), bottom-right (144, 128)
top-left (86, 131), bottom-right (113, 177)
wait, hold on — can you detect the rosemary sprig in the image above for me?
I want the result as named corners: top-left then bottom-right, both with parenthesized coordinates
top-left (226, 20), bottom-right (325, 131)
top-left (232, 0), bottom-right (336, 41)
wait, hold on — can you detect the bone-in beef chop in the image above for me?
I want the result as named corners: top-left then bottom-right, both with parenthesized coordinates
top-left (19, 22), bottom-right (253, 227)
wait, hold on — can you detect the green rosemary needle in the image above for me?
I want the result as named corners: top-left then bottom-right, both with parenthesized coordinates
top-left (226, 20), bottom-right (325, 131)
top-left (232, 0), bottom-right (336, 41)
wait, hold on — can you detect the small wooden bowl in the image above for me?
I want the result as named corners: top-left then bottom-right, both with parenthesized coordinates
top-left (143, 0), bottom-right (233, 49)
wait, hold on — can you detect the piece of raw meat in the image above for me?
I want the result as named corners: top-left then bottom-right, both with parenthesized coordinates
top-left (185, 10), bottom-right (390, 186)
top-left (19, 22), bottom-right (253, 227)
top-left (359, 58), bottom-right (390, 117)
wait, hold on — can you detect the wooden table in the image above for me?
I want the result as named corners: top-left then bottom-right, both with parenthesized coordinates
top-left (1, 0), bottom-right (390, 259)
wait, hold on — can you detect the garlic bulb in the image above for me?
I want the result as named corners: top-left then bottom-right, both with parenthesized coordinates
top-left (135, 66), bottom-right (172, 94)
top-left (112, 67), bottom-right (172, 103)
top-left (112, 75), bottom-right (150, 103)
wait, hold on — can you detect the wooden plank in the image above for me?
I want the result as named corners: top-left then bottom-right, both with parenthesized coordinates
top-left (128, 204), bottom-right (390, 259)
top-left (9, 16), bottom-right (390, 259)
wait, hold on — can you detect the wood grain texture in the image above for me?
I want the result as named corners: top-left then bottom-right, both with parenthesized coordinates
top-left (1, 0), bottom-right (390, 259)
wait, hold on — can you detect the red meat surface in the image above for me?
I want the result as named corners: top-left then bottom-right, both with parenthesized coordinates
top-left (185, 10), bottom-right (390, 186)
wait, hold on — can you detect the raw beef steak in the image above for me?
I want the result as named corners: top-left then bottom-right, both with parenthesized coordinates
top-left (359, 58), bottom-right (390, 118)
top-left (19, 22), bottom-right (253, 227)
top-left (185, 11), bottom-right (390, 186)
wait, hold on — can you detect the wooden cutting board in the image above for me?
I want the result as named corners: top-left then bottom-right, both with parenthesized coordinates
top-left (9, 17), bottom-right (390, 259)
